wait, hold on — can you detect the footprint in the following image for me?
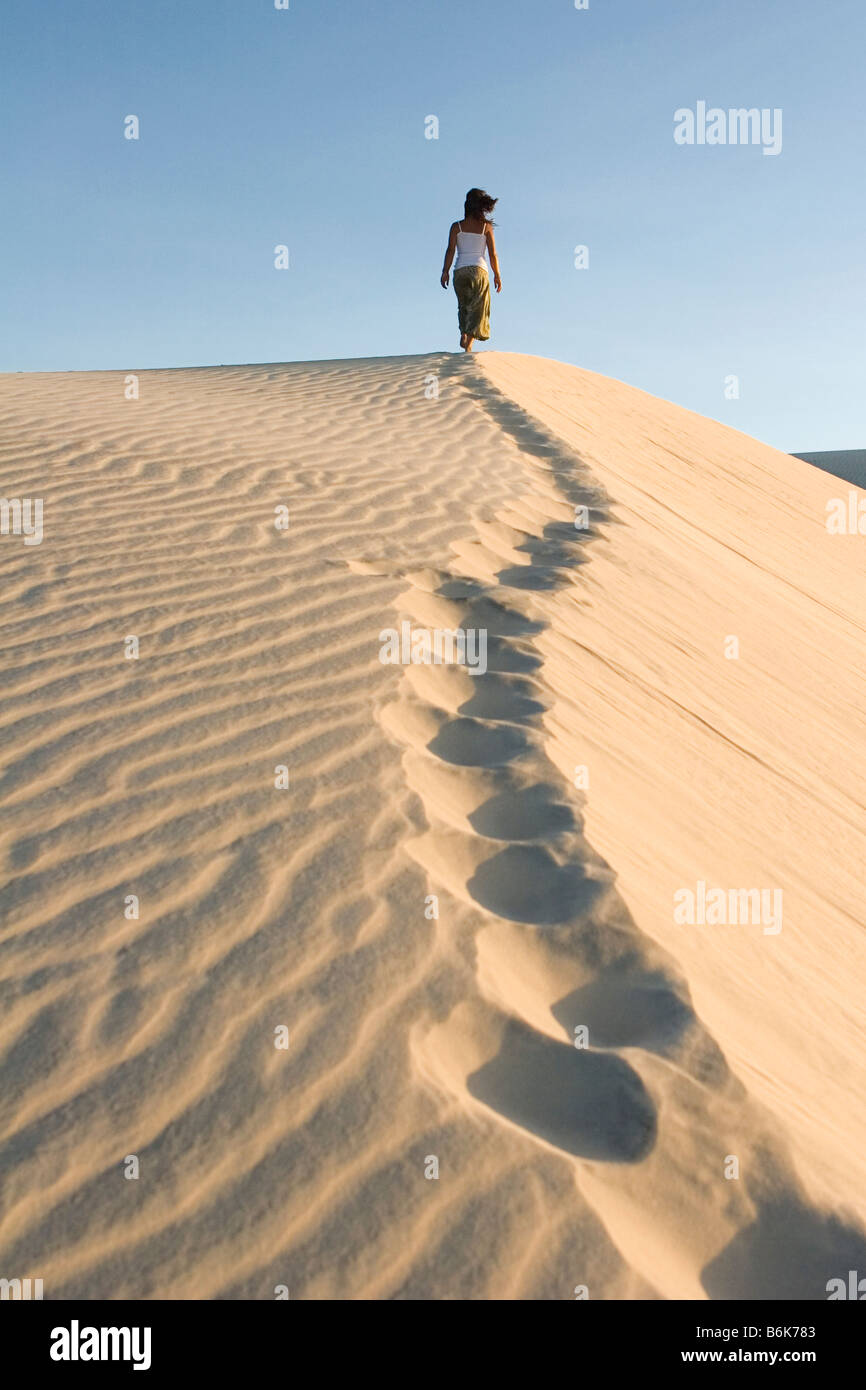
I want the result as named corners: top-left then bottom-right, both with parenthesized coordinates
top-left (413, 999), bottom-right (656, 1164)
top-left (403, 663), bottom-right (546, 722)
top-left (495, 565), bottom-right (565, 591)
top-left (468, 783), bottom-right (577, 841)
top-left (552, 973), bottom-right (695, 1052)
top-left (469, 1015), bottom-right (657, 1162)
top-left (467, 844), bottom-right (611, 924)
top-left (427, 718), bottom-right (531, 769)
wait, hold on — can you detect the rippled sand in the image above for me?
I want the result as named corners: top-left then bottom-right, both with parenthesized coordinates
top-left (0, 352), bottom-right (864, 1299)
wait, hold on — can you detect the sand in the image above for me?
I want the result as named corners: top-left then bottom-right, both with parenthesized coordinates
top-left (0, 351), bottom-right (864, 1300)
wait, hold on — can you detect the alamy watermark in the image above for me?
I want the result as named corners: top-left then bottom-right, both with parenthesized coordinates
top-left (0, 1276), bottom-right (43, 1299)
top-left (674, 880), bottom-right (782, 935)
top-left (1, 497), bottom-right (43, 545)
top-left (674, 102), bottom-right (782, 157)
top-left (825, 492), bottom-right (865, 535)
top-left (827, 1270), bottom-right (866, 1299)
top-left (379, 621), bottom-right (487, 675)
top-left (50, 1321), bottom-right (151, 1371)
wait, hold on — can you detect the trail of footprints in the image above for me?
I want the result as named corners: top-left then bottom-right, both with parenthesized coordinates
top-left (372, 366), bottom-right (814, 1292)
top-left (378, 403), bottom-right (671, 1156)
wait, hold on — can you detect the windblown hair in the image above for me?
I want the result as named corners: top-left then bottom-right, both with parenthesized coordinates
top-left (463, 188), bottom-right (498, 223)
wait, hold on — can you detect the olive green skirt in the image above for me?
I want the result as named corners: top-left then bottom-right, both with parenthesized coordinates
top-left (453, 266), bottom-right (491, 341)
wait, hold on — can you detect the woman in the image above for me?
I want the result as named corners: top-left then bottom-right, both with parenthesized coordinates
top-left (440, 188), bottom-right (502, 352)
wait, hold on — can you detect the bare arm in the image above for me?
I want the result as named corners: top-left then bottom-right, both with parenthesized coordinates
top-left (441, 223), bottom-right (459, 287)
top-left (486, 226), bottom-right (502, 292)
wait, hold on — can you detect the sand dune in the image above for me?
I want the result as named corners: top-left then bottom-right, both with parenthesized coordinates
top-left (0, 352), bottom-right (864, 1299)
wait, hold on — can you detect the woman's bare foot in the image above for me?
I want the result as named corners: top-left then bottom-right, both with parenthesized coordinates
top-left (463, 336), bottom-right (474, 352)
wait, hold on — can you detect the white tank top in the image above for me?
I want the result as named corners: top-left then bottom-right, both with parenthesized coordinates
top-left (454, 222), bottom-right (488, 271)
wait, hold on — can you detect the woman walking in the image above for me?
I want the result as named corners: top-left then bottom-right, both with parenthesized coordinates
top-left (440, 188), bottom-right (502, 352)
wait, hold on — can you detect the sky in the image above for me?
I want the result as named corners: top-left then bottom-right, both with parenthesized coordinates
top-left (2, 0), bottom-right (864, 451)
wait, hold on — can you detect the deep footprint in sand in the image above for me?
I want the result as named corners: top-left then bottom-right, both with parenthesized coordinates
top-left (467, 843), bottom-right (612, 924)
top-left (468, 1015), bottom-right (657, 1162)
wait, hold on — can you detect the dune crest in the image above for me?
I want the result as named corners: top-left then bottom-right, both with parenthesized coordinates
top-left (0, 352), bottom-right (863, 1299)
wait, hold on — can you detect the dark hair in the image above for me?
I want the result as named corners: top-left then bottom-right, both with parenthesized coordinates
top-left (464, 188), bottom-right (498, 223)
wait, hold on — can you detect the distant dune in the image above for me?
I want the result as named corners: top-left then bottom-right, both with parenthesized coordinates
top-left (792, 450), bottom-right (866, 489)
top-left (1, 352), bottom-right (864, 1300)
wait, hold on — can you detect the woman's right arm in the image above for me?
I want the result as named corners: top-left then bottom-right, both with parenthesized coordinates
top-left (487, 227), bottom-right (502, 292)
top-left (441, 223), bottom-right (458, 287)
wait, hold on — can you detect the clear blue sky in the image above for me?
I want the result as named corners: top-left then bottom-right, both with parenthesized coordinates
top-left (2, 0), bottom-right (863, 451)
